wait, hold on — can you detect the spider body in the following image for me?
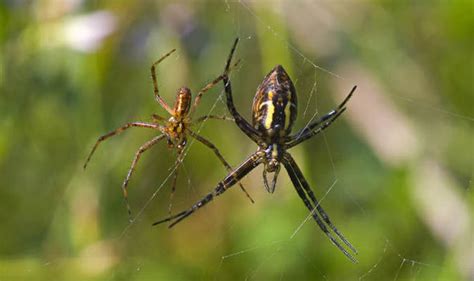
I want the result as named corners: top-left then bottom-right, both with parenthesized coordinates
top-left (163, 87), bottom-right (192, 150)
top-left (154, 38), bottom-right (358, 262)
top-left (252, 65), bottom-right (298, 190)
top-left (84, 48), bottom-right (253, 221)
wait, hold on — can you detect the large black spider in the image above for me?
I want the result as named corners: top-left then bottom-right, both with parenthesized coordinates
top-left (154, 38), bottom-right (358, 262)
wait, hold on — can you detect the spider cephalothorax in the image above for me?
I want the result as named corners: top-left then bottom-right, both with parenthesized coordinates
top-left (154, 38), bottom-right (358, 262)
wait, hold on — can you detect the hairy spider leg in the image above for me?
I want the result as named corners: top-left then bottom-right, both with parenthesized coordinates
top-left (122, 135), bottom-right (166, 221)
top-left (151, 49), bottom-right (177, 115)
top-left (84, 122), bottom-right (159, 169)
top-left (83, 122), bottom-right (162, 221)
top-left (189, 58), bottom-right (241, 117)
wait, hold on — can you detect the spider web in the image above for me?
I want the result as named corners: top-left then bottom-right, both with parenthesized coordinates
top-left (29, 1), bottom-right (471, 281)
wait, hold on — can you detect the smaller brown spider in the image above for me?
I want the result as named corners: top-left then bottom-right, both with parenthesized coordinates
top-left (84, 47), bottom-right (253, 221)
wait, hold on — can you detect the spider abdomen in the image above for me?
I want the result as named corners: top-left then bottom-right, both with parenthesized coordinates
top-left (173, 87), bottom-right (192, 117)
top-left (252, 65), bottom-right (297, 140)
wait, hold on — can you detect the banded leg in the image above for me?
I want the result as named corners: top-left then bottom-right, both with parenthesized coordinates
top-left (284, 153), bottom-right (357, 252)
top-left (123, 135), bottom-right (166, 221)
top-left (283, 153), bottom-right (357, 263)
top-left (151, 49), bottom-right (177, 115)
top-left (153, 151), bottom-right (264, 227)
top-left (223, 38), bottom-right (261, 143)
top-left (84, 122), bottom-right (158, 169)
top-left (187, 129), bottom-right (255, 203)
top-left (286, 109), bottom-right (346, 148)
top-left (286, 86), bottom-right (356, 148)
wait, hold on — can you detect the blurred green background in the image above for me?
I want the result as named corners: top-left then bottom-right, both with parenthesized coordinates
top-left (1, 1), bottom-right (472, 280)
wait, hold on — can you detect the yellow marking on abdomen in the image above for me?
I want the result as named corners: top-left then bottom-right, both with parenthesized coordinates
top-left (284, 102), bottom-right (294, 130)
top-left (264, 91), bottom-right (275, 129)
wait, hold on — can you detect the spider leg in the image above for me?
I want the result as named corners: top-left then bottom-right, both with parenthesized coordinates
top-left (83, 122), bottom-right (159, 169)
top-left (153, 151), bottom-right (264, 227)
top-left (151, 49), bottom-right (177, 115)
top-left (223, 38), bottom-right (262, 143)
top-left (263, 164), bottom-right (281, 193)
top-left (284, 153), bottom-right (357, 254)
top-left (187, 129), bottom-right (255, 203)
top-left (122, 134), bottom-right (165, 221)
top-left (189, 59), bottom-right (241, 116)
top-left (194, 115), bottom-right (234, 124)
top-left (168, 149), bottom-right (185, 216)
top-left (286, 109), bottom-right (346, 148)
top-left (282, 153), bottom-right (358, 263)
top-left (286, 86), bottom-right (356, 148)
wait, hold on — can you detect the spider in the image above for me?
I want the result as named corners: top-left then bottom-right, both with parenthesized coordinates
top-left (153, 38), bottom-right (358, 262)
top-left (83, 47), bottom-right (254, 222)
